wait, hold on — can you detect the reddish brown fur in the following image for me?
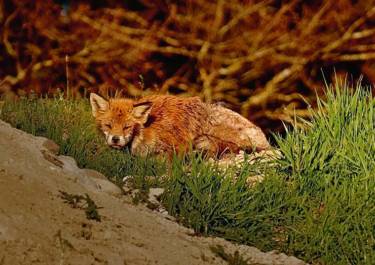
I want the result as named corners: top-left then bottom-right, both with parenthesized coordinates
top-left (130, 95), bottom-right (209, 157)
top-left (91, 94), bottom-right (270, 158)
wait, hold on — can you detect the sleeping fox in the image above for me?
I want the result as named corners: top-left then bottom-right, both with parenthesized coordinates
top-left (90, 93), bottom-right (270, 158)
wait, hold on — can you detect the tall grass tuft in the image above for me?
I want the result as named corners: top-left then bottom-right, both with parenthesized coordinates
top-left (278, 80), bottom-right (374, 188)
top-left (274, 80), bottom-right (375, 264)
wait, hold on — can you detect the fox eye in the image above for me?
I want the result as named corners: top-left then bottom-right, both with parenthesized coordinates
top-left (104, 123), bottom-right (112, 129)
top-left (123, 125), bottom-right (131, 130)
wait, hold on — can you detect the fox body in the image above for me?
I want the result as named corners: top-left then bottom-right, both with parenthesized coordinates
top-left (197, 104), bottom-right (271, 155)
top-left (90, 93), bottom-right (270, 158)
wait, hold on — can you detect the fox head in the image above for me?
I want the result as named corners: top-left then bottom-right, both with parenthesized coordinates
top-left (90, 93), bottom-right (152, 149)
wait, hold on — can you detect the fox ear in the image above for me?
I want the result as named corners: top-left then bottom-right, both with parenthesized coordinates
top-left (90, 93), bottom-right (109, 117)
top-left (132, 101), bottom-right (152, 123)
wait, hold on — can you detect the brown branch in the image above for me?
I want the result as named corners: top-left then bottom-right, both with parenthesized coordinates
top-left (321, 6), bottom-right (375, 54)
top-left (241, 63), bottom-right (305, 114)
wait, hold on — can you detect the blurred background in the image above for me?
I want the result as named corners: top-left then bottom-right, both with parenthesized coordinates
top-left (0, 0), bottom-right (374, 134)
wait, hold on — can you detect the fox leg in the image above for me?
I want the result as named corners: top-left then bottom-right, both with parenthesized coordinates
top-left (193, 135), bottom-right (218, 158)
top-left (194, 135), bottom-right (240, 158)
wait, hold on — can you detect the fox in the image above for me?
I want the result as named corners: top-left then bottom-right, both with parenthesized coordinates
top-left (90, 93), bottom-right (270, 158)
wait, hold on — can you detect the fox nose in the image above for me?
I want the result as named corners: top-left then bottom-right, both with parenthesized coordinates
top-left (112, 136), bottom-right (120, 144)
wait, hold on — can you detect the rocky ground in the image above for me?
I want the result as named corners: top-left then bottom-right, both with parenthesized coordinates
top-left (0, 120), bottom-right (305, 265)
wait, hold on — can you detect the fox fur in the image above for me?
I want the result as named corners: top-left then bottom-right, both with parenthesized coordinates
top-left (90, 93), bottom-right (270, 158)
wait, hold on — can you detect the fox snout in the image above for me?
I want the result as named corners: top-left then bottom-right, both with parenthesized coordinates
top-left (105, 133), bottom-right (128, 149)
top-left (112, 135), bottom-right (120, 144)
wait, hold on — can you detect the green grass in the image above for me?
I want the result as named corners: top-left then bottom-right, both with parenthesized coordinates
top-left (0, 82), bottom-right (374, 265)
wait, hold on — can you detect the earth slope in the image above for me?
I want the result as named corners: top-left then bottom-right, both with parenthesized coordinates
top-left (0, 120), bottom-right (305, 265)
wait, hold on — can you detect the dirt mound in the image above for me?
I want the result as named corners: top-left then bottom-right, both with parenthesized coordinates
top-left (0, 120), bottom-right (305, 265)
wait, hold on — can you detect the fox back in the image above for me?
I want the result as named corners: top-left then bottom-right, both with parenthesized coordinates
top-left (194, 104), bottom-right (270, 156)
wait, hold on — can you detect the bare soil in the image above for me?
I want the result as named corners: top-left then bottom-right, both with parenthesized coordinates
top-left (0, 120), bottom-right (305, 265)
